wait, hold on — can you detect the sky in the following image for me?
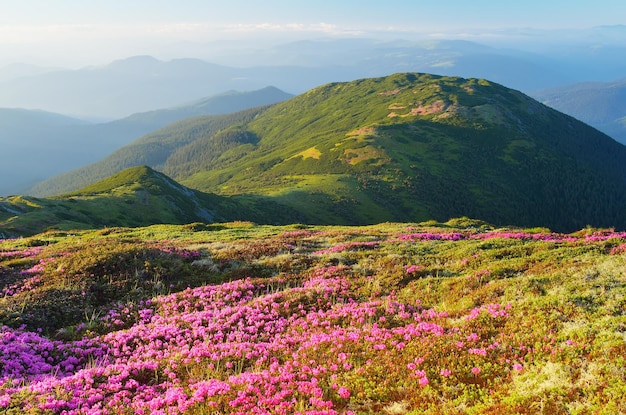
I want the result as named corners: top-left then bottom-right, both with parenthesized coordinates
top-left (1, 0), bottom-right (625, 67)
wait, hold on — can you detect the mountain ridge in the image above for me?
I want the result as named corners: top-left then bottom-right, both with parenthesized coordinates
top-left (533, 79), bottom-right (626, 144)
top-left (1, 86), bottom-right (292, 196)
top-left (26, 72), bottom-right (626, 233)
top-left (0, 165), bottom-right (307, 237)
top-left (0, 166), bottom-right (221, 237)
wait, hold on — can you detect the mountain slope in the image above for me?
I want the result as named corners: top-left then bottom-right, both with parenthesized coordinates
top-left (532, 79), bottom-right (626, 144)
top-left (0, 166), bottom-right (222, 237)
top-left (29, 107), bottom-right (270, 196)
top-left (171, 73), bottom-right (626, 231)
top-left (7, 87), bottom-right (291, 197)
top-left (1, 165), bottom-right (306, 237)
top-left (113, 86), bottom-right (292, 130)
top-left (28, 73), bottom-right (626, 232)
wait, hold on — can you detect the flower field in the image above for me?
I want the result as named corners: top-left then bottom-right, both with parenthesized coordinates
top-left (0, 220), bottom-right (624, 414)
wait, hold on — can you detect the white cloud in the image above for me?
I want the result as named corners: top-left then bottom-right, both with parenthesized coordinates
top-left (0, 21), bottom-right (367, 46)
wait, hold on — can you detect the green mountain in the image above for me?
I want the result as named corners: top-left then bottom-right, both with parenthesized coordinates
top-left (29, 107), bottom-right (270, 196)
top-left (0, 166), bottom-right (306, 238)
top-left (23, 73), bottom-right (626, 232)
top-left (1, 87), bottom-right (291, 197)
top-left (0, 166), bottom-right (221, 237)
top-left (108, 86), bottom-right (293, 131)
top-left (533, 79), bottom-right (626, 144)
top-left (0, 166), bottom-right (212, 236)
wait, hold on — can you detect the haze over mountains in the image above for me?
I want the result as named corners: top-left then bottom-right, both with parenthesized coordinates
top-left (3, 31), bottom-right (626, 120)
top-left (0, 87), bottom-right (292, 195)
top-left (533, 79), bottom-right (626, 144)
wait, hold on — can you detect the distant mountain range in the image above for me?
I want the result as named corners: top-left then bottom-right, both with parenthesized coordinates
top-left (0, 87), bottom-right (292, 195)
top-left (4, 36), bottom-right (626, 119)
top-left (13, 73), bottom-right (626, 235)
top-left (533, 79), bottom-right (626, 144)
top-left (4, 37), bottom-right (625, 195)
top-left (26, 106), bottom-right (271, 197)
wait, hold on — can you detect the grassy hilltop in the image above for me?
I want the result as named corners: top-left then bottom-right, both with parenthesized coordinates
top-left (29, 73), bottom-right (626, 233)
top-left (0, 166), bottom-right (307, 238)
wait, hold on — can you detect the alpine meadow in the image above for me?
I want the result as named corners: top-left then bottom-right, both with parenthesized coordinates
top-left (1, 5), bottom-right (626, 412)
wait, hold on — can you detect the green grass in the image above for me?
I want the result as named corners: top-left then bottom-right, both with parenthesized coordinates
top-left (0, 220), bottom-right (625, 413)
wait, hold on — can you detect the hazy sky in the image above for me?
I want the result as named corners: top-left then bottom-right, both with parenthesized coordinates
top-left (1, 0), bottom-right (625, 67)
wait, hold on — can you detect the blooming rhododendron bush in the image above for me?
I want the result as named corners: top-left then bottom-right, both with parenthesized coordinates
top-left (0, 220), bottom-right (624, 414)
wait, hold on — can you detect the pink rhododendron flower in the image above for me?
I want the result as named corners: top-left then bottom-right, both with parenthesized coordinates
top-left (337, 386), bottom-right (351, 399)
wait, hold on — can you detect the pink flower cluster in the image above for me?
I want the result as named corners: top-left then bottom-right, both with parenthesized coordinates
top-left (0, 264), bottom-right (525, 414)
top-left (0, 275), bottom-right (42, 298)
top-left (404, 265), bottom-right (422, 274)
top-left (19, 256), bottom-right (56, 275)
top-left (312, 241), bottom-right (379, 255)
top-left (610, 243), bottom-right (626, 255)
top-left (0, 327), bottom-right (106, 384)
top-left (153, 245), bottom-right (202, 260)
top-left (397, 232), bottom-right (466, 242)
top-left (395, 229), bottom-right (626, 244)
top-left (0, 246), bottom-right (45, 258)
top-left (101, 300), bottom-right (155, 329)
top-left (466, 303), bottom-right (511, 320)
